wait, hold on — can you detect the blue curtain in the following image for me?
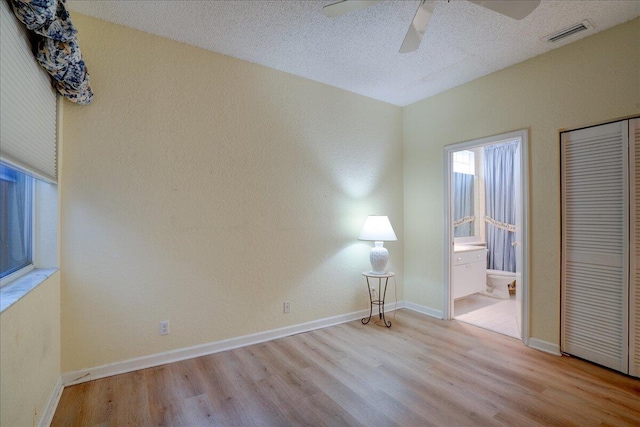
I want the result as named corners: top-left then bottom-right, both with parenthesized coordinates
top-left (484, 141), bottom-right (517, 272)
top-left (453, 172), bottom-right (474, 237)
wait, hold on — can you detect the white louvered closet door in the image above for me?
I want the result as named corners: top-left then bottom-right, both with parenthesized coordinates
top-left (630, 118), bottom-right (640, 377)
top-left (561, 121), bottom-right (629, 373)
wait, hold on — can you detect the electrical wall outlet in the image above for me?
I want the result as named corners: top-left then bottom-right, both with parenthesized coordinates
top-left (283, 301), bottom-right (291, 313)
top-left (159, 320), bottom-right (170, 335)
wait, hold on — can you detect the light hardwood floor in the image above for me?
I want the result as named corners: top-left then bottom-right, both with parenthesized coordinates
top-left (52, 309), bottom-right (640, 426)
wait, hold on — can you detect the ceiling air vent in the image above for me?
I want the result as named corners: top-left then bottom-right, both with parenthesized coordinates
top-left (546, 20), bottom-right (593, 43)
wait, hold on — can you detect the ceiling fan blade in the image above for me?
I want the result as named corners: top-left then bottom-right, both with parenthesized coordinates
top-left (468, 0), bottom-right (541, 20)
top-left (322, 0), bottom-right (384, 18)
top-left (399, 0), bottom-right (436, 54)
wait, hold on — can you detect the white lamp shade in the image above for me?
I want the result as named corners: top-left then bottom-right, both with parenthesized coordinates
top-left (359, 215), bottom-right (397, 241)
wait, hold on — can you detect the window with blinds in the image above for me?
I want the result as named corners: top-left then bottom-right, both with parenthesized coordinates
top-left (0, 0), bottom-right (57, 183)
top-left (0, 1), bottom-right (58, 288)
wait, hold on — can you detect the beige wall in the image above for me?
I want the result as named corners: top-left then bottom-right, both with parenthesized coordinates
top-left (61, 14), bottom-right (403, 372)
top-left (403, 18), bottom-right (640, 344)
top-left (0, 273), bottom-right (61, 427)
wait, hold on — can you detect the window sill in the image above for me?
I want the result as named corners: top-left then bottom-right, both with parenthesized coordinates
top-left (0, 268), bottom-right (58, 313)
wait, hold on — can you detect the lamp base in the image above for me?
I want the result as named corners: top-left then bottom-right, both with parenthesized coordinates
top-left (369, 241), bottom-right (389, 275)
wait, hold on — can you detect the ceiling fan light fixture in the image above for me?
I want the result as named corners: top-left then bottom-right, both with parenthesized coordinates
top-left (469, 0), bottom-right (541, 20)
top-left (322, 0), bottom-right (383, 18)
top-left (399, 0), bottom-right (436, 54)
top-left (323, 0), bottom-right (541, 54)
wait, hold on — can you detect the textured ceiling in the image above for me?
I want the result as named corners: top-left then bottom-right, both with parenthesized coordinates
top-left (67, 0), bottom-right (640, 106)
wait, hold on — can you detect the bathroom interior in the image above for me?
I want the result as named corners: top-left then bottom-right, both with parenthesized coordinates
top-left (451, 139), bottom-right (522, 339)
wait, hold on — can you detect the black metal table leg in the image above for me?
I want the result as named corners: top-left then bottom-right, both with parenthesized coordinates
top-left (380, 277), bottom-right (391, 327)
top-left (378, 278), bottom-right (383, 319)
top-left (362, 276), bottom-right (373, 325)
top-left (362, 274), bottom-right (392, 328)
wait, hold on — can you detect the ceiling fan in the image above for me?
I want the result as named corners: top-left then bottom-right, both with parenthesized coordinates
top-left (323, 0), bottom-right (541, 53)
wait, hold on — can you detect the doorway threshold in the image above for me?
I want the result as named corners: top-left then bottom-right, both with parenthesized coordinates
top-left (454, 294), bottom-right (520, 339)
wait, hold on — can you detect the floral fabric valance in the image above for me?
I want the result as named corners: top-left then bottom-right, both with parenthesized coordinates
top-left (10, 0), bottom-right (93, 104)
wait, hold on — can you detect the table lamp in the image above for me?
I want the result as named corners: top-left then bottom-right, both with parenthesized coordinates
top-left (359, 215), bottom-right (397, 275)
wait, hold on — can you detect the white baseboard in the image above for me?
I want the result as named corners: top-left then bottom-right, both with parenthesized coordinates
top-left (62, 303), bottom-right (404, 387)
top-left (38, 375), bottom-right (63, 427)
top-left (528, 337), bottom-right (561, 356)
top-left (381, 300), bottom-right (403, 311)
top-left (403, 301), bottom-right (443, 319)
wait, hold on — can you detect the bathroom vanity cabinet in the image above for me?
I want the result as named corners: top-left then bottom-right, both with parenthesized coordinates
top-left (453, 246), bottom-right (487, 299)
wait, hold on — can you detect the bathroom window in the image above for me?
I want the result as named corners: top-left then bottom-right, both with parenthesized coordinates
top-left (453, 151), bottom-right (475, 237)
top-left (453, 150), bottom-right (475, 175)
top-left (0, 163), bottom-right (34, 282)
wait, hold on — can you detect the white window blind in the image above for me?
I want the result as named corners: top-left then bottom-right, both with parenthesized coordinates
top-left (0, 0), bottom-right (57, 183)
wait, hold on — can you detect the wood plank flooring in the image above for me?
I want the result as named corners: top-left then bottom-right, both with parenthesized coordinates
top-left (51, 309), bottom-right (640, 426)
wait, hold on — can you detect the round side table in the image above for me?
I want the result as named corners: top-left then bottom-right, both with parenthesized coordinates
top-left (362, 272), bottom-right (394, 328)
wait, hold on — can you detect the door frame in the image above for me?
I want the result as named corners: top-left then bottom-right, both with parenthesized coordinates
top-left (443, 129), bottom-right (530, 345)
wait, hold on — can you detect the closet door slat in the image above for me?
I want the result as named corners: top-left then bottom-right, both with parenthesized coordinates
top-left (561, 120), bottom-right (629, 373)
top-left (630, 117), bottom-right (640, 377)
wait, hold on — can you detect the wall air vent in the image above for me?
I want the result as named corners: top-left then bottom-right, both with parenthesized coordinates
top-left (546, 20), bottom-right (593, 43)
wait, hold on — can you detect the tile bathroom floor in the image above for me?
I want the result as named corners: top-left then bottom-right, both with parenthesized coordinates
top-left (454, 293), bottom-right (519, 339)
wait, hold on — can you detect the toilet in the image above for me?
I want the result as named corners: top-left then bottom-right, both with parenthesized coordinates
top-left (483, 269), bottom-right (516, 299)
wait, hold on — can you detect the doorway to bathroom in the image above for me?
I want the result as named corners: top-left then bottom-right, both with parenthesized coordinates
top-left (443, 130), bottom-right (529, 343)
